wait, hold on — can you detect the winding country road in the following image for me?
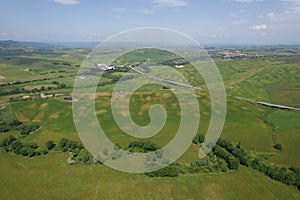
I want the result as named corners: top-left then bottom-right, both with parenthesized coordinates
top-left (128, 65), bottom-right (201, 91)
top-left (230, 95), bottom-right (300, 111)
top-left (128, 65), bottom-right (299, 111)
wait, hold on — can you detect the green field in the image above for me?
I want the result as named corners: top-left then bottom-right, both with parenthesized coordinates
top-left (0, 45), bottom-right (299, 199)
top-left (0, 152), bottom-right (299, 200)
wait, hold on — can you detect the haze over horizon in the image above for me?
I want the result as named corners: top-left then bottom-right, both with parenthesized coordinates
top-left (0, 0), bottom-right (299, 45)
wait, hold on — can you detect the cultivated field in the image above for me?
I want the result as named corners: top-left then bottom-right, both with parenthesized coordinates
top-left (0, 44), bottom-right (299, 199)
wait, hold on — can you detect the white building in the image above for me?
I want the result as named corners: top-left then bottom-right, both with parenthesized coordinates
top-left (97, 64), bottom-right (116, 71)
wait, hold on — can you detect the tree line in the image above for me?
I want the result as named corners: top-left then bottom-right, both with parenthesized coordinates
top-left (0, 110), bottom-right (40, 135)
top-left (0, 136), bottom-right (97, 165)
top-left (0, 135), bottom-right (50, 157)
top-left (192, 134), bottom-right (300, 190)
top-left (216, 137), bottom-right (300, 191)
top-left (0, 75), bottom-right (73, 88)
top-left (0, 81), bottom-right (67, 97)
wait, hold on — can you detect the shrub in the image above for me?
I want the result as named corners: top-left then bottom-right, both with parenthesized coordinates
top-left (45, 140), bottom-right (56, 150)
top-left (145, 165), bottom-right (180, 177)
top-left (274, 143), bottom-right (282, 150)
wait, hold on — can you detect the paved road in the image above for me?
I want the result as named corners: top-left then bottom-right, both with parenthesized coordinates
top-left (128, 65), bottom-right (201, 91)
top-left (128, 66), bottom-right (299, 111)
top-left (230, 95), bottom-right (300, 111)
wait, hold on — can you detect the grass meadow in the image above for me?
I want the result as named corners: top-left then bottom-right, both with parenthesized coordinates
top-left (0, 48), bottom-right (299, 199)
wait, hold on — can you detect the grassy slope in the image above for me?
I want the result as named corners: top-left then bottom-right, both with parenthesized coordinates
top-left (267, 110), bottom-right (300, 167)
top-left (0, 50), bottom-right (299, 199)
top-left (8, 99), bottom-right (78, 145)
top-left (0, 152), bottom-right (299, 200)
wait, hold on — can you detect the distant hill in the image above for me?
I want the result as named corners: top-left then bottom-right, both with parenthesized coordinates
top-left (0, 40), bottom-right (56, 48)
top-left (48, 42), bottom-right (99, 48)
top-left (0, 40), bottom-right (99, 49)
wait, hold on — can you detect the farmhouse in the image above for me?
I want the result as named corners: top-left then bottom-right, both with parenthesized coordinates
top-left (78, 75), bottom-right (87, 80)
top-left (96, 64), bottom-right (116, 71)
top-left (41, 93), bottom-right (53, 99)
top-left (22, 95), bottom-right (30, 100)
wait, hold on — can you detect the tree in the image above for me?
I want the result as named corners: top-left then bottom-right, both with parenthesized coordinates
top-left (58, 83), bottom-right (67, 89)
top-left (0, 125), bottom-right (10, 133)
top-left (45, 140), bottom-right (55, 150)
top-left (215, 159), bottom-right (228, 172)
top-left (20, 124), bottom-right (40, 135)
top-left (59, 138), bottom-right (68, 148)
top-left (24, 142), bottom-right (38, 149)
top-left (192, 134), bottom-right (205, 144)
top-left (0, 135), bottom-right (16, 147)
top-left (77, 151), bottom-right (92, 163)
top-left (41, 149), bottom-right (48, 155)
top-left (145, 165), bottom-right (180, 177)
top-left (128, 141), bottom-right (158, 153)
top-left (10, 140), bottom-right (23, 155)
top-left (274, 143), bottom-right (282, 150)
top-left (228, 157), bottom-right (240, 170)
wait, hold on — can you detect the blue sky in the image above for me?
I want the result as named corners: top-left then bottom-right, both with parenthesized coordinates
top-left (0, 0), bottom-right (299, 44)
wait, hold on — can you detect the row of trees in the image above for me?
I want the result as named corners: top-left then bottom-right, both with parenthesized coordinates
top-left (216, 138), bottom-right (300, 191)
top-left (251, 159), bottom-right (299, 186)
top-left (19, 124), bottom-right (40, 135)
top-left (217, 138), bottom-right (251, 167)
top-left (212, 145), bottom-right (240, 170)
top-left (59, 138), bottom-right (95, 164)
top-left (160, 58), bottom-right (189, 67)
top-left (0, 75), bottom-right (72, 88)
top-left (187, 153), bottom-right (229, 173)
top-left (0, 135), bottom-right (51, 157)
top-left (0, 112), bottom-right (22, 133)
top-left (0, 83), bottom-right (67, 97)
top-left (0, 136), bottom-right (96, 165)
top-left (0, 111), bottom-right (40, 135)
top-left (51, 62), bottom-right (71, 66)
top-left (128, 140), bottom-right (158, 153)
top-left (59, 138), bottom-right (84, 152)
top-left (192, 134), bottom-right (205, 144)
top-left (145, 164), bottom-right (180, 177)
top-left (192, 135), bottom-right (299, 190)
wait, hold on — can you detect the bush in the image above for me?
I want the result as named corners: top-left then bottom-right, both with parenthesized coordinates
top-left (212, 145), bottom-right (240, 170)
top-left (274, 143), bottom-right (282, 150)
top-left (20, 124), bottom-right (40, 135)
top-left (59, 138), bottom-right (68, 148)
top-left (11, 140), bottom-right (23, 155)
top-left (128, 141), bottom-right (158, 153)
top-left (45, 140), bottom-right (56, 150)
top-left (0, 125), bottom-right (10, 133)
top-left (24, 142), bottom-right (38, 149)
top-left (145, 165), bottom-right (180, 177)
top-left (0, 135), bottom-right (16, 147)
top-left (59, 138), bottom-right (83, 152)
top-left (192, 134), bottom-right (205, 144)
top-left (41, 149), bottom-right (48, 155)
top-left (77, 151), bottom-right (93, 164)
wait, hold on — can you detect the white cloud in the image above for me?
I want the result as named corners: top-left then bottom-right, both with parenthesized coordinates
top-left (250, 24), bottom-right (267, 30)
top-left (112, 8), bottom-right (127, 12)
top-left (53, 0), bottom-right (80, 5)
top-left (141, 0), bottom-right (186, 14)
top-left (141, 9), bottom-right (156, 14)
top-left (232, 19), bottom-right (248, 24)
top-left (235, 0), bottom-right (263, 2)
top-left (153, 0), bottom-right (187, 7)
top-left (268, 0), bottom-right (300, 20)
top-left (282, 0), bottom-right (300, 4)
